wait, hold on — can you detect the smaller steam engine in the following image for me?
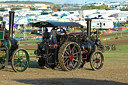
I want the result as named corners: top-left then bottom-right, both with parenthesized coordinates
top-left (0, 11), bottom-right (29, 72)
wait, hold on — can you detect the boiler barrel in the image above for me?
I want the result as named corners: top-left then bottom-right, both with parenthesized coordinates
top-left (79, 41), bottom-right (95, 54)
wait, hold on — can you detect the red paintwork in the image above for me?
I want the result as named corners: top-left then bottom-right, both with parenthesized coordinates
top-left (98, 59), bottom-right (100, 63)
top-left (70, 55), bottom-right (73, 59)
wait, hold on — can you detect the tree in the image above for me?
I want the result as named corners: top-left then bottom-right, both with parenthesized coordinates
top-left (52, 5), bottom-right (61, 11)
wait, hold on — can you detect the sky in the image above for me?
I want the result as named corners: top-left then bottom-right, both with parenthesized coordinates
top-left (0, 0), bottom-right (126, 4)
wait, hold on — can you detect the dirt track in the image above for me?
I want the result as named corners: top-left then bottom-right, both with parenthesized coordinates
top-left (102, 39), bottom-right (128, 45)
top-left (0, 55), bottom-right (128, 85)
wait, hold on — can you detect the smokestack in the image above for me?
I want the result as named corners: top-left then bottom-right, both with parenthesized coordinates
top-left (86, 18), bottom-right (92, 37)
top-left (9, 11), bottom-right (15, 39)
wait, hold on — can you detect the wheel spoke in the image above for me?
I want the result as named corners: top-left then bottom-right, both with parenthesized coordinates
top-left (22, 51), bottom-right (23, 57)
top-left (73, 52), bottom-right (79, 56)
top-left (64, 57), bottom-right (69, 63)
top-left (73, 55), bottom-right (77, 58)
top-left (64, 58), bottom-right (69, 65)
top-left (71, 60), bottom-right (74, 66)
top-left (64, 55), bottom-right (69, 58)
top-left (20, 62), bottom-right (22, 70)
top-left (95, 53), bottom-right (98, 58)
top-left (21, 63), bottom-right (26, 68)
top-left (98, 55), bottom-right (101, 60)
top-left (71, 45), bottom-right (76, 53)
top-left (17, 62), bottom-right (20, 70)
top-left (65, 50), bottom-right (70, 56)
top-left (15, 62), bottom-right (20, 67)
top-left (96, 63), bottom-right (99, 68)
top-left (93, 60), bottom-right (96, 67)
top-left (70, 61), bottom-right (74, 68)
top-left (67, 45), bottom-right (71, 54)
top-left (73, 58), bottom-right (79, 62)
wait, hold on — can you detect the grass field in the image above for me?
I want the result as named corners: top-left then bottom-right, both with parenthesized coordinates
top-left (101, 31), bottom-right (128, 39)
top-left (14, 33), bottom-right (41, 37)
top-left (24, 44), bottom-right (128, 58)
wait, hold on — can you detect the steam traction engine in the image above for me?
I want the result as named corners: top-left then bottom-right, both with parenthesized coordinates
top-left (34, 19), bottom-right (104, 71)
top-left (0, 11), bottom-right (29, 72)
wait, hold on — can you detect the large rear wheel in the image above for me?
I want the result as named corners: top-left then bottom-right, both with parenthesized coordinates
top-left (90, 51), bottom-right (104, 71)
top-left (11, 48), bottom-right (29, 72)
top-left (58, 42), bottom-right (82, 71)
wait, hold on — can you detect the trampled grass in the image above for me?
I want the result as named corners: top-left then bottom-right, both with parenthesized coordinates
top-left (103, 45), bottom-right (128, 60)
top-left (105, 45), bottom-right (128, 53)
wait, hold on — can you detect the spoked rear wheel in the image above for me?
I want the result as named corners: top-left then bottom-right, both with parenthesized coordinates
top-left (11, 48), bottom-right (29, 72)
top-left (90, 51), bottom-right (104, 71)
top-left (58, 42), bottom-right (82, 71)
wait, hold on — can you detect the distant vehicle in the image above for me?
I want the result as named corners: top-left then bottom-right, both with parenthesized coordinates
top-left (22, 29), bottom-right (35, 34)
top-left (91, 19), bottom-right (114, 29)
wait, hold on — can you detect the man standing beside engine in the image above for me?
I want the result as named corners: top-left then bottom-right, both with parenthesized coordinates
top-left (51, 27), bottom-right (59, 44)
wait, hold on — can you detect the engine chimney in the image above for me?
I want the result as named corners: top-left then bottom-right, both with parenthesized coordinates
top-left (9, 11), bottom-right (15, 39)
top-left (86, 18), bottom-right (92, 37)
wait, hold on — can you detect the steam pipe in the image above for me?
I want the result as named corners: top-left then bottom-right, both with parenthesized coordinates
top-left (2, 21), bottom-right (6, 28)
top-left (86, 18), bottom-right (92, 37)
top-left (9, 11), bottom-right (15, 39)
top-left (96, 29), bottom-right (99, 40)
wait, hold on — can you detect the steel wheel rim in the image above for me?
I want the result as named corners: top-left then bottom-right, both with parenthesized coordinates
top-left (64, 43), bottom-right (81, 71)
top-left (91, 52), bottom-right (104, 70)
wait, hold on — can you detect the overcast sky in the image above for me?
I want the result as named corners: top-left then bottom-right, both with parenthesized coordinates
top-left (0, 0), bottom-right (126, 4)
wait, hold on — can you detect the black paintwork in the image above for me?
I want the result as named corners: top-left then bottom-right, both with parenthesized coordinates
top-left (34, 19), bottom-right (104, 69)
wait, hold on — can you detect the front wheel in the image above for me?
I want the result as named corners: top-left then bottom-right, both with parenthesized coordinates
top-left (90, 51), bottom-right (104, 71)
top-left (11, 48), bottom-right (29, 72)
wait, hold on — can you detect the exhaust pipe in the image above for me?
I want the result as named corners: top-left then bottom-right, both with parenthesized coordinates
top-left (86, 18), bottom-right (92, 37)
top-left (9, 11), bottom-right (15, 39)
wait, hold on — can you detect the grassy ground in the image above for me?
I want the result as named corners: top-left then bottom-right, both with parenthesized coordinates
top-left (103, 45), bottom-right (128, 59)
top-left (101, 31), bottom-right (128, 39)
top-left (18, 39), bottom-right (42, 43)
top-left (25, 44), bottom-right (128, 57)
top-left (14, 33), bottom-right (41, 37)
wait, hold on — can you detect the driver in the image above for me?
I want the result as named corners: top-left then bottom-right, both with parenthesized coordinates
top-left (42, 28), bottom-right (50, 41)
top-left (51, 27), bottom-right (59, 44)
